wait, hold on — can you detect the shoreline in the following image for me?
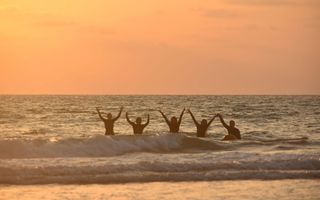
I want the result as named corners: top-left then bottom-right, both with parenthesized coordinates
top-left (1, 180), bottom-right (319, 200)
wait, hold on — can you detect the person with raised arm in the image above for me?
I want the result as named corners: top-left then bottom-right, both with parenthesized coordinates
top-left (187, 109), bottom-right (216, 137)
top-left (217, 113), bottom-right (241, 140)
top-left (96, 106), bottom-right (123, 135)
top-left (126, 112), bottom-right (150, 134)
top-left (159, 108), bottom-right (185, 133)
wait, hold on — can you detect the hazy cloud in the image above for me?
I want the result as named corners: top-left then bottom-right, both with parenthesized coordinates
top-left (194, 8), bottom-right (241, 19)
top-left (204, 9), bottom-right (239, 18)
top-left (35, 18), bottom-right (115, 35)
top-left (0, 4), bottom-right (114, 36)
top-left (225, 0), bottom-right (295, 6)
top-left (225, 0), bottom-right (320, 6)
top-left (224, 23), bottom-right (259, 31)
top-left (35, 19), bottom-right (76, 27)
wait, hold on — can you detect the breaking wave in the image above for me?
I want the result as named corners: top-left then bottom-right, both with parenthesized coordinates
top-left (0, 134), bottom-right (225, 158)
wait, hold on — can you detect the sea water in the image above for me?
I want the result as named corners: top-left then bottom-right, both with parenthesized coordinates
top-left (0, 95), bottom-right (319, 199)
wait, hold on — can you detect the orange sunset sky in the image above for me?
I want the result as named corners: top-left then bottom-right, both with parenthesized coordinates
top-left (0, 0), bottom-right (319, 94)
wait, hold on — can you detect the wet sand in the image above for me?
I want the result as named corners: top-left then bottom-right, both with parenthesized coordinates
top-left (0, 180), bottom-right (319, 200)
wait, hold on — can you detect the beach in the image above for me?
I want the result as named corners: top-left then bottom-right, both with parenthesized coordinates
top-left (0, 95), bottom-right (319, 199)
top-left (1, 180), bottom-right (319, 200)
top-left (1, 0), bottom-right (319, 198)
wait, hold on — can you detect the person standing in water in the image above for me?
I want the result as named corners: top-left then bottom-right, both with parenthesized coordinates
top-left (96, 106), bottom-right (123, 135)
top-left (188, 109), bottom-right (216, 137)
top-left (217, 113), bottom-right (241, 140)
top-left (159, 108), bottom-right (185, 133)
top-left (126, 112), bottom-right (150, 134)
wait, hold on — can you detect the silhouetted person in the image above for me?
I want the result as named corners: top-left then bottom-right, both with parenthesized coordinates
top-left (159, 108), bottom-right (185, 133)
top-left (126, 112), bottom-right (150, 134)
top-left (96, 106), bottom-right (123, 135)
top-left (188, 109), bottom-right (216, 137)
top-left (217, 114), bottom-right (241, 140)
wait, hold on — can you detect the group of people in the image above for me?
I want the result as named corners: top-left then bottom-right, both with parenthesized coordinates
top-left (96, 107), bottom-right (241, 140)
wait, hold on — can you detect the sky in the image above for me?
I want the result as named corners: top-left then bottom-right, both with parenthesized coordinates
top-left (0, 0), bottom-right (319, 94)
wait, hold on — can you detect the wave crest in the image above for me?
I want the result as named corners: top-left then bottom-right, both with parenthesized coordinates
top-left (0, 134), bottom-right (224, 158)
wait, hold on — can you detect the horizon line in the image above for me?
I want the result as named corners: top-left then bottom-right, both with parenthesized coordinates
top-left (0, 93), bottom-right (319, 96)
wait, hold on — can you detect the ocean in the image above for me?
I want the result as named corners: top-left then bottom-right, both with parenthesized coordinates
top-left (0, 95), bottom-right (319, 199)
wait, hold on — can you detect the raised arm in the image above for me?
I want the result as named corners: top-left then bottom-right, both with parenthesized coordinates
top-left (113, 106), bottom-right (123, 121)
top-left (126, 112), bottom-right (134, 125)
top-left (178, 108), bottom-right (185, 125)
top-left (217, 114), bottom-right (229, 129)
top-left (207, 115), bottom-right (217, 128)
top-left (143, 114), bottom-right (150, 127)
top-left (96, 107), bottom-right (105, 121)
top-left (159, 110), bottom-right (170, 125)
top-left (188, 109), bottom-right (199, 126)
